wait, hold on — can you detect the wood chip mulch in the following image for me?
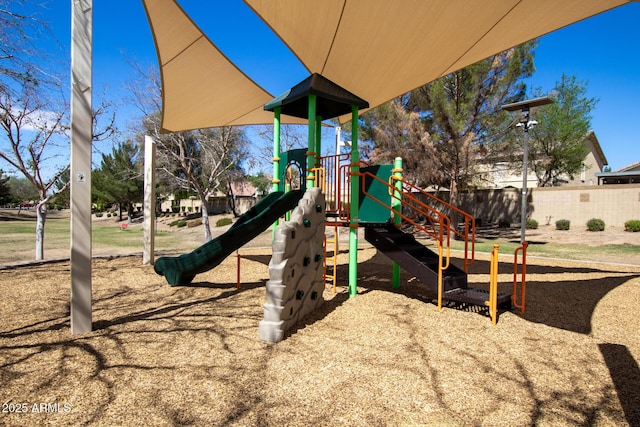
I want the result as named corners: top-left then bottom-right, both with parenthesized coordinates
top-left (0, 248), bottom-right (638, 426)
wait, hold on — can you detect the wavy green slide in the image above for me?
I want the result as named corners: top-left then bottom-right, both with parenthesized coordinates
top-left (154, 190), bottom-right (303, 285)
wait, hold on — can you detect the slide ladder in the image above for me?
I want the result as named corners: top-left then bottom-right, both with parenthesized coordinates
top-left (324, 221), bottom-right (339, 293)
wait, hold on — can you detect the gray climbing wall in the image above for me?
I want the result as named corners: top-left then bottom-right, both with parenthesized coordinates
top-left (259, 188), bottom-right (326, 343)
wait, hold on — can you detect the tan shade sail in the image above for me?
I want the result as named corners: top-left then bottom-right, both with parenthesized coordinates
top-left (245, 0), bottom-right (631, 123)
top-left (142, 0), bottom-right (306, 132)
top-left (143, 0), bottom-right (632, 131)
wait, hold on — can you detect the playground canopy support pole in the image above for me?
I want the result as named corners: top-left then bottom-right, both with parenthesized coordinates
top-left (70, 0), bottom-right (93, 334)
top-left (349, 105), bottom-right (359, 297)
top-left (143, 135), bottom-right (156, 265)
top-left (307, 94), bottom-right (317, 189)
top-left (392, 157), bottom-right (403, 288)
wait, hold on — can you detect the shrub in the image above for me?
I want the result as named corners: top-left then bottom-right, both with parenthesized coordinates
top-left (624, 220), bottom-right (640, 232)
top-left (95, 212), bottom-right (104, 218)
top-left (176, 220), bottom-right (187, 228)
top-left (498, 220), bottom-right (510, 229)
top-left (187, 218), bottom-right (202, 228)
top-left (525, 219), bottom-right (538, 230)
top-left (171, 206), bottom-right (180, 213)
top-left (216, 217), bottom-right (233, 227)
top-left (555, 219), bottom-right (570, 230)
top-left (586, 218), bottom-right (605, 232)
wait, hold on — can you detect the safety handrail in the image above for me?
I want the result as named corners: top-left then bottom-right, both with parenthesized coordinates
top-left (357, 170), bottom-right (451, 250)
top-left (356, 170), bottom-right (454, 310)
top-left (512, 242), bottom-right (528, 314)
top-left (397, 178), bottom-right (476, 272)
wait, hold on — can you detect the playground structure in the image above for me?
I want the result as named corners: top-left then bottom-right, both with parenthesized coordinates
top-left (263, 73), bottom-right (528, 330)
top-left (154, 73), bottom-right (528, 335)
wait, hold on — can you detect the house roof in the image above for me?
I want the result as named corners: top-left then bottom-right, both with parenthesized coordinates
top-left (142, 0), bottom-right (633, 132)
top-left (586, 130), bottom-right (608, 166)
top-left (616, 160), bottom-right (640, 172)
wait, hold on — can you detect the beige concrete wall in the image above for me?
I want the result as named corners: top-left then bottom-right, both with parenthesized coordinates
top-left (528, 184), bottom-right (640, 227)
top-left (452, 184), bottom-right (640, 228)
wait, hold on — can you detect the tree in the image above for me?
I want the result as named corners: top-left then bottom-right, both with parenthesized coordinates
top-left (93, 140), bottom-right (144, 220)
top-left (0, 1), bottom-right (58, 93)
top-left (0, 83), bottom-right (69, 259)
top-left (361, 42), bottom-right (536, 211)
top-left (145, 120), bottom-right (249, 241)
top-left (248, 172), bottom-right (272, 196)
top-left (129, 64), bottom-right (249, 242)
top-left (0, 168), bottom-right (11, 205)
top-left (360, 98), bottom-right (441, 187)
top-left (0, 1), bottom-right (116, 260)
top-left (254, 123), bottom-right (308, 173)
top-left (526, 75), bottom-right (597, 187)
top-left (8, 176), bottom-right (38, 205)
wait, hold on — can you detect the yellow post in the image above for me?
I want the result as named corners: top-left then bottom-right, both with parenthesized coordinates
top-left (487, 244), bottom-right (500, 325)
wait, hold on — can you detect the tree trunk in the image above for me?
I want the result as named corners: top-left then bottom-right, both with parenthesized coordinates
top-left (227, 184), bottom-right (239, 217)
top-left (200, 200), bottom-right (212, 242)
top-left (35, 201), bottom-right (47, 260)
top-left (449, 179), bottom-right (460, 231)
top-left (127, 203), bottom-right (134, 224)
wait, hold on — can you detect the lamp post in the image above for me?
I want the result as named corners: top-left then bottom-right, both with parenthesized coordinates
top-left (502, 96), bottom-right (553, 243)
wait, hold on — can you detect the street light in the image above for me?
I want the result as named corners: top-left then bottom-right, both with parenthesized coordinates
top-left (502, 96), bottom-right (553, 243)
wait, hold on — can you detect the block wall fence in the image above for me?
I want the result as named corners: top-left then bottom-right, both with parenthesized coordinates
top-left (418, 184), bottom-right (640, 229)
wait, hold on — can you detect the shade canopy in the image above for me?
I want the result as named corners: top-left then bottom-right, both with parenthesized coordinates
top-left (264, 73), bottom-right (369, 120)
top-left (141, 0), bottom-right (306, 132)
top-left (143, 0), bottom-right (632, 132)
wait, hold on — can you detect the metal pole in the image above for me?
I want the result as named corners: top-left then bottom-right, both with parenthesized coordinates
top-left (271, 108), bottom-right (281, 236)
top-left (307, 94), bottom-right (317, 189)
top-left (392, 157), bottom-right (402, 288)
top-left (521, 109), bottom-right (530, 244)
top-left (143, 135), bottom-right (156, 265)
top-left (70, 0), bottom-right (93, 334)
top-left (348, 105), bottom-right (359, 297)
top-left (272, 107), bottom-right (281, 193)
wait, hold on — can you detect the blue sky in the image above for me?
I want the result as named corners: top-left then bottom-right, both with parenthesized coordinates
top-left (34, 1), bottom-right (640, 171)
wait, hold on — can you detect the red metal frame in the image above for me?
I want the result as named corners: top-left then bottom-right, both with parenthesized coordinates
top-left (512, 242), bottom-right (528, 313)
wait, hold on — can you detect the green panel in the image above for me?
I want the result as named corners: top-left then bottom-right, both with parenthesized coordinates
top-left (359, 164), bottom-right (393, 223)
top-left (278, 148), bottom-right (307, 193)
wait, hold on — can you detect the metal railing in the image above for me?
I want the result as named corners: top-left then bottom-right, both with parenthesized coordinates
top-left (512, 242), bottom-right (528, 314)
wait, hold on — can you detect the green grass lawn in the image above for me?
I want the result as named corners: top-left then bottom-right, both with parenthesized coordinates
top-left (1, 214), bottom-right (639, 265)
top-left (447, 237), bottom-right (640, 261)
top-left (0, 215), bottom-right (191, 263)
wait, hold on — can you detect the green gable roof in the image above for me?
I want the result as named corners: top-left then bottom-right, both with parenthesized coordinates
top-left (264, 73), bottom-right (369, 120)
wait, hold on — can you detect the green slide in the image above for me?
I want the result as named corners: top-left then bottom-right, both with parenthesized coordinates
top-left (154, 190), bottom-right (303, 285)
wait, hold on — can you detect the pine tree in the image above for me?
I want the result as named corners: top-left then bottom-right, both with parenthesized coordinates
top-left (361, 42), bottom-right (536, 214)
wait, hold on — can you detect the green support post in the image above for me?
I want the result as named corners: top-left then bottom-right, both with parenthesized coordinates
top-left (392, 157), bottom-right (403, 288)
top-left (349, 105), bottom-right (359, 297)
top-left (307, 94), bottom-right (317, 189)
top-left (315, 115), bottom-right (322, 187)
top-left (272, 107), bottom-right (281, 235)
top-left (272, 107), bottom-right (281, 193)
